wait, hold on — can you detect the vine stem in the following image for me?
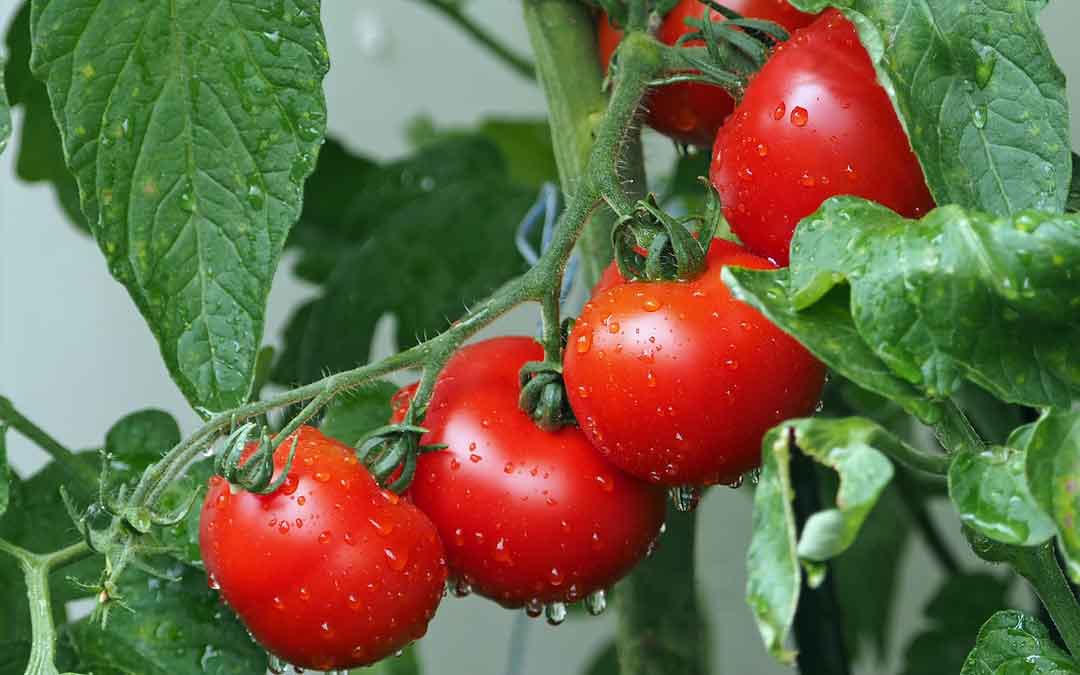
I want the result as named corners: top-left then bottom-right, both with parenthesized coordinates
top-left (412, 0), bottom-right (536, 80)
top-left (0, 538), bottom-right (94, 675)
top-left (0, 396), bottom-right (98, 487)
top-left (936, 401), bottom-right (1080, 658)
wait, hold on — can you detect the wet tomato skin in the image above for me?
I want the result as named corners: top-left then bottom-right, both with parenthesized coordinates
top-left (564, 240), bottom-right (826, 486)
top-left (400, 337), bottom-right (667, 608)
top-left (199, 426), bottom-right (447, 671)
top-left (709, 9), bottom-right (933, 265)
top-left (598, 0), bottom-right (817, 146)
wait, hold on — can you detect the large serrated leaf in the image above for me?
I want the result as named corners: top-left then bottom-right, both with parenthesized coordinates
top-left (747, 416), bottom-right (897, 664)
top-left (787, 0), bottom-right (1071, 216)
top-left (961, 610), bottom-right (1080, 674)
top-left (1025, 410), bottom-right (1080, 583)
top-left (29, 0), bottom-right (329, 411)
top-left (66, 565), bottom-right (267, 674)
top-left (274, 137), bottom-right (534, 387)
top-left (949, 444), bottom-right (1056, 547)
top-left (729, 198), bottom-right (1080, 412)
top-left (722, 268), bottom-right (943, 424)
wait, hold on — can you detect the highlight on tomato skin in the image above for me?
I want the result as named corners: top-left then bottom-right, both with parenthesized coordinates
top-left (563, 239), bottom-right (826, 487)
top-left (709, 8), bottom-right (934, 266)
top-left (199, 426), bottom-right (447, 671)
top-left (397, 337), bottom-right (667, 612)
top-left (597, 0), bottom-right (819, 147)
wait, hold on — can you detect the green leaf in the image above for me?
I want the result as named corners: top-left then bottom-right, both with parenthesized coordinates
top-left (29, 0), bottom-right (330, 411)
top-left (747, 416), bottom-right (896, 664)
top-left (961, 610), bottom-right (1080, 674)
top-left (3, 1), bottom-right (86, 230)
top-left (901, 574), bottom-right (1011, 675)
top-left (67, 565), bottom-right (267, 674)
top-left (320, 382), bottom-right (399, 446)
top-left (105, 409), bottom-right (181, 468)
top-left (407, 115), bottom-right (558, 188)
top-left (723, 268), bottom-right (943, 424)
top-left (0, 427), bottom-right (8, 519)
top-left (730, 198), bottom-right (1080, 412)
top-left (1025, 410), bottom-right (1080, 583)
top-left (787, 0), bottom-right (1070, 216)
top-left (949, 444), bottom-right (1056, 547)
top-left (1069, 154), bottom-right (1080, 214)
top-left (275, 137), bottom-right (534, 386)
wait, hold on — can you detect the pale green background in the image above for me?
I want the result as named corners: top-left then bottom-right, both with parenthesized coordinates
top-left (1, 2), bottom-right (1078, 674)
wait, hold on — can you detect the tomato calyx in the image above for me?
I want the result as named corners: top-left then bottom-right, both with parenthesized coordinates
top-left (518, 360), bottom-right (576, 432)
top-left (356, 423), bottom-right (445, 493)
top-left (612, 193), bottom-right (716, 282)
top-left (213, 422), bottom-right (300, 495)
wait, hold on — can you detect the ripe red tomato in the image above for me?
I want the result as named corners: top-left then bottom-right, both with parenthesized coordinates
top-left (563, 240), bottom-right (825, 486)
top-left (200, 426), bottom-right (447, 671)
top-left (399, 337), bottom-right (666, 609)
top-left (709, 9), bottom-right (933, 265)
top-left (598, 0), bottom-right (817, 146)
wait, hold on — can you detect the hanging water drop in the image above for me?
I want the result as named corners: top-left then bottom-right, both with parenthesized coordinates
top-left (545, 601), bottom-right (567, 626)
top-left (585, 589), bottom-right (607, 616)
top-left (525, 598), bottom-right (544, 618)
top-left (451, 578), bottom-right (472, 598)
top-left (750, 467), bottom-right (762, 485)
top-left (669, 485), bottom-right (700, 512)
top-left (727, 475), bottom-right (745, 489)
top-left (267, 654), bottom-right (289, 674)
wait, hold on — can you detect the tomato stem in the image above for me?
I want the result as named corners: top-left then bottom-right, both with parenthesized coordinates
top-left (1011, 543), bottom-right (1080, 659)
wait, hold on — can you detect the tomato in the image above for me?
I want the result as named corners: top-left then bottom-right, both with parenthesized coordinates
top-left (400, 337), bottom-right (666, 610)
top-left (563, 240), bottom-right (825, 486)
top-left (598, 0), bottom-right (817, 146)
top-left (199, 426), bottom-right (447, 671)
top-left (709, 9), bottom-right (933, 265)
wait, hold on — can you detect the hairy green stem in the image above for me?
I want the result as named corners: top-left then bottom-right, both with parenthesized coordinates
top-left (0, 538), bottom-right (93, 675)
top-left (616, 511), bottom-right (709, 674)
top-left (0, 396), bottom-right (97, 487)
top-left (1012, 543), bottom-right (1080, 658)
top-left (414, 0), bottom-right (536, 80)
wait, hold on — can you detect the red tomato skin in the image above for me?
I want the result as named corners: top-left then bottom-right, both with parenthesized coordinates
top-left (564, 240), bottom-right (826, 486)
top-left (200, 426), bottom-right (447, 671)
top-left (403, 337), bottom-right (666, 608)
top-left (598, 0), bottom-right (817, 146)
top-left (709, 9), bottom-right (933, 265)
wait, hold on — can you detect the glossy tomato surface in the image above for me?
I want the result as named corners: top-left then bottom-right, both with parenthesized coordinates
top-left (598, 0), bottom-right (817, 146)
top-left (402, 337), bottom-right (666, 607)
top-left (200, 426), bottom-right (447, 670)
top-left (564, 240), bottom-right (826, 486)
top-left (709, 9), bottom-right (933, 265)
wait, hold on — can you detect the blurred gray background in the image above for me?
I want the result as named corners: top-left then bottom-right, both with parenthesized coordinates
top-left (1, 2), bottom-right (1078, 674)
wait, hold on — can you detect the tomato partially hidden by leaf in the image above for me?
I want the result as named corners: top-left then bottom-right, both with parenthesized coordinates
top-left (200, 426), bottom-right (446, 671)
top-left (598, 0), bottom-right (817, 146)
top-left (399, 337), bottom-right (666, 609)
top-left (709, 9), bottom-right (933, 265)
top-left (564, 240), bottom-right (825, 486)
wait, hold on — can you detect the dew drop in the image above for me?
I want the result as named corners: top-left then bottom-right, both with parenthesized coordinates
top-left (646, 370), bottom-right (658, 388)
top-left (586, 589), bottom-right (607, 616)
top-left (525, 598), bottom-right (544, 618)
top-left (790, 106), bottom-right (808, 127)
top-left (642, 297), bottom-right (662, 312)
top-left (494, 538), bottom-right (513, 565)
top-left (772, 102), bottom-right (786, 120)
top-left (545, 602), bottom-right (568, 626)
top-left (318, 530), bottom-right (332, 545)
top-left (595, 474), bottom-right (614, 492)
top-left (313, 471), bottom-right (331, 483)
top-left (384, 547), bottom-right (409, 572)
top-left (756, 143), bottom-right (769, 157)
top-left (575, 333), bottom-right (592, 353)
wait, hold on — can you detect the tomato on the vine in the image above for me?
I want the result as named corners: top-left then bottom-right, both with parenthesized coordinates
top-left (563, 240), bottom-right (825, 487)
top-left (709, 8), bottom-right (933, 265)
top-left (199, 426), bottom-right (447, 671)
top-left (598, 0), bottom-right (817, 146)
top-left (397, 337), bottom-right (666, 610)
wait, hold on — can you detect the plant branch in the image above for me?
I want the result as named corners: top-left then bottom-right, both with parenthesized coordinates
top-left (1012, 543), bottom-right (1080, 658)
top-left (0, 396), bottom-right (98, 487)
top-left (413, 0), bottom-right (536, 80)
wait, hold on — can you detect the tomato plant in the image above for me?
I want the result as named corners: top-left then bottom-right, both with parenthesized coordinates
top-left (598, 0), bottom-right (817, 146)
top-left (709, 8), bottom-right (934, 264)
top-left (564, 240), bottom-right (825, 487)
top-left (1, 1), bottom-right (1079, 674)
top-left (200, 426), bottom-right (447, 670)
top-left (396, 338), bottom-right (666, 613)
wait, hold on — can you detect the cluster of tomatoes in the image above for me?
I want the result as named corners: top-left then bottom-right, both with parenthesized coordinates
top-left (198, 1), bottom-right (933, 670)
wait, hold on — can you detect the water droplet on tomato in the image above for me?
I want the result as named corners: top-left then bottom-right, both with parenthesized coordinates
top-left (642, 297), bottom-right (662, 312)
top-left (545, 602), bottom-right (567, 626)
top-left (454, 528), bottom-right (465, 546)
top-left (207, 573), bottom-right (220, 590)
top-left (318, 530), bottom-right (332, 545)
top-left (272, 596), bottom-right (285, 610)
top-left (549, 567), bottom-right (564, 586)
top-left (280, 474), bottom-right (299, 495)
top-left (586, 589), bottom-right (607, 616)
top-left (646, 370), bottom-right (658, 388)
top-left (756, 143), bottom-right (769, 157)
top-left (494, 538), bottom-right (513, 565)
top-left (525, 598), bottom-right (544, 618)
top-left (790, 106), bottom-right (808, 127)
top-left (595, 474), bottom-right (614, 492)
top-left (575, 333), bottom-right (592, 353)
top-left (298, 586), bottom-right (310, 601)
top-left (469, 454), bottom-right (482, 463)
top-left (278, 521), bottom-right (291, 534)
top-left (343, 532), bottom-right (355, 546)
top-left (727, 475), bottom-right (745, 489)
top-left (347, 594), bottom-right (361, 610)
top-left (449, 458), bottom-right (461, 471)
top-left (319, 622), bottom-right (334, 639)
top-left (772, 102), bottom-right (786, 120)
top-left (384, 547), bottom-right (409, 572)
top-left (450, 578), bottom-right (472, 598)
top-left (799, 172), bottom-right (816, 187)
top-left (313, 471), bottom-right (330, 483)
